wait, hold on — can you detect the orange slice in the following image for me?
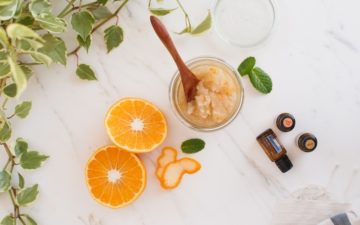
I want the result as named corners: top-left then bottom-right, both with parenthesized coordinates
top-left (160, 158), bottom-right (201, 189)
top-left (85, 145), bottom-right (146, 208)
top-left (105, 98), bottom-right (167, 153)
top-left (155, 146), bottom-right (177, 179)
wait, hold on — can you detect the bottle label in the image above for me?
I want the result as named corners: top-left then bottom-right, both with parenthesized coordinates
top-left (266, 135), bottom-right (282, 153)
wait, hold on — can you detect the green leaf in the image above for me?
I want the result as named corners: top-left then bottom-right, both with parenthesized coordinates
top-left (3, 83), bottom-right (17, 97)
top-left (104, 25), bottom-right (123, 53)
top-left (248, 67), bottom-right (272, 94)
top-left (0, 170), bottom-right (11, 192)
top-left (97, 0), bottom-right (108, 4)
top-left (7, 56), bottom-right (27, 97)
top-left (191, 11), bottom-right (212, 35)
top-left (15, 138), bottom-right (28, 156)
top-left (16, 184), bottom-right (39, 206)
top-left (0, 0), bottom-right (13, 6)
top-left (91, 6), bottom-right (111, 20)
top-left (0, 215), bottom-right (15, 225)
top-left (176, 26), bottom-right (191, 35)
top-left (76, 64), bottom-right (96, 80)
top-left (71, 10), bottom-right (95, 41)
top-left (0, 122), bottom-right (11, 142)
top-left (20, 215), bottom-right (37, 225)
top-left (18, 173), bottom-right (25, 189)
top-left (38, 34), bottom-right (66, 65)
top-left (21, 65), bottom-right (32, 80)
top-left (238, 56), bottom-right (256, 76)
top-left (0, 0), bottom-right (18, 21)
top-left (6, 23), bottom-right (43, 41)
top-left (0, 63), bottom-right (10, 77)
top-left (35, 13), bottom-right (66, 33)
top-left (18, 39), bottom-right (44, 51)
top-left (20, 151), bottom-right (48, 169)
top-left (30, 51), bottom-right (52, 65)
top-left (76, 35), bottom-right (91, 52)
top-left (0, 28), bottom-right (10, 48)
top-left (149, 8), bottom-right (176, 16)
top-left (17, 14), bottom-right (35, 26)
top-left (15, 101), bottom-right (32, 118)
top-left (29, 0), bottom-right (50, 16)
top-left (181, 138), bottom-right (206, 154)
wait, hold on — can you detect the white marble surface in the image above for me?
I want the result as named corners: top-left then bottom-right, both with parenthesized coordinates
top-left (1, 0), bottom-right (360, 224)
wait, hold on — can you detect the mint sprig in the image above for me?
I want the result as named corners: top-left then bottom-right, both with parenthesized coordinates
top-left (238, 57), bottom-right (273, 94)
top-left (181, 138), bottom-right (205, 154)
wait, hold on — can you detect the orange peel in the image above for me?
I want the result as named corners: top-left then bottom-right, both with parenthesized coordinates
top-left (160, 158), bottom-right (201, 190)
top-left (155, 146), bottom-right (177, 179)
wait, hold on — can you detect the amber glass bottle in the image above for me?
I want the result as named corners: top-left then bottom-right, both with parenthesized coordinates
top-left (256, 129), bottom-right (293, 173)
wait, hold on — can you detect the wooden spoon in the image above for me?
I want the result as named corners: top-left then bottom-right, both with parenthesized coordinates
top-left (150, 16), bottom-right (199, 102)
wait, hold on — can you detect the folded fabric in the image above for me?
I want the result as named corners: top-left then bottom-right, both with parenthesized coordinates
top-left (317, 212), bottom-right (360, 225)
top-left (271, 186), bottom-right (351, 225)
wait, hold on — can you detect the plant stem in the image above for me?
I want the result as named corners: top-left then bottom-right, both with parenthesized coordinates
top-left (59, 1), bottom-right (100, 18)
top-left (67, 0), bottom-right (129, 56)
top-left (175, 0), bottom-right (191, 30)
top-left (58, 0), bottom-right (78, 18)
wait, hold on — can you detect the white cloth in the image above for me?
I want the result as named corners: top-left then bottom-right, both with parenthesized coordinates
top-left (271, 186), bottom-right (354, 225)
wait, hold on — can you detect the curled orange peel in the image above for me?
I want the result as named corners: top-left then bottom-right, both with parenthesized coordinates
top-left (160, 158), bottom-right (201, 190)
top-left (155, 146), bottom-right (177, 179)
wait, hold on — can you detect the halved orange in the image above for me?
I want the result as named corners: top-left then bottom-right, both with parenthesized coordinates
top-left (105, 98), bottom-right (167, 153)
top-left (85, 145), bottom-right (146, 208)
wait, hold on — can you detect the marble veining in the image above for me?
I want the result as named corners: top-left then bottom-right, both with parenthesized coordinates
top-left (1, 0), bottom-right (360, 224)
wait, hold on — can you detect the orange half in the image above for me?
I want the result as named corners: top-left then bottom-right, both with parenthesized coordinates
top-left (85, 145), bottom-right (146, 208)
top-left (105, 98), bottom-right (167, 153)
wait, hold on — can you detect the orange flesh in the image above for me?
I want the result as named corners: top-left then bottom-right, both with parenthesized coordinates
top-left (86, 145), bottom-right (146, 208)
top-left (105, 98), bottom-right (167, 153)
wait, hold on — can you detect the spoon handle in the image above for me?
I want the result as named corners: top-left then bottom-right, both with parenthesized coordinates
top-left (150, 16), bottom-right (188, 74)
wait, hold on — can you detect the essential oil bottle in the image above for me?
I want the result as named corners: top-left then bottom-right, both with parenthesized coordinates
top-left (256, 129), bottom-right (293, 173)
top-left (296, 133), bottom-right (317, 152)
top-left (276, 113), bottom-right (296, 132)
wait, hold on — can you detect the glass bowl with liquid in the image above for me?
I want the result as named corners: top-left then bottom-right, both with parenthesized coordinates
top-left (214, 0), bottom-right (277, 47)
top-left (169, 57), bottom-right (244, 132)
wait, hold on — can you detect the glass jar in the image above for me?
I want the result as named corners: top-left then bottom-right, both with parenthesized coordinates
top-left (214, 0), bottom-right (277, 47)
top-left (169, 57), bottom-right (244, 132)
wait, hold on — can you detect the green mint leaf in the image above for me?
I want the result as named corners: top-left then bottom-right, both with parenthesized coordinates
top-left (20, 151), bottom-right (48, 170)
top-left (191, 10), bottom-right (212, 35)
top-left (15, 101), bottom-right (32, 118)
top-left (76, 35), bottom-right (91, 52)
top-left (104, 25), bottom-right (123, 53)
top-left (18, 173), bottom-right (25, 189)
top-left (0, 170), bottom-right (11, 192)
top-left (35, 13), bottom-right (66, 33)
top-left (0, 215), bottom-right (15, 225)
top-left (76, 64), bottom-right (97, 80)
top-left (91, 6), bottom-right (111, 20)
top-left (0, 122), bottom-right (11, 142)
top-left (71, 10), bottom-right (95, 41)
top-left (238, 56), bottom-right (256, 76)
top-left (38, 34), bottom-right (66, 65)
top-left (6, 23), bottom-right (43, 41)
top-left (15, 138), bottom-right (28, 156)
top-left (7, 56), bottom-right (27, 97)
top-left (20, 215), bottom-right (37, 225)
top-left (3, 83), bottom-right (17, 98)
top-left (149, 8), bottom-right (176, 16)
top-left (0, 0), bottom-right (18, 21)
top-left (249, 67), bottom-right (272, 94)
top-left (16, 184), bottom-right (39, 206)
top-left (0, 63), bottom-right (10, 77)
top-left (181, 138), bottom-right (206, 154)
